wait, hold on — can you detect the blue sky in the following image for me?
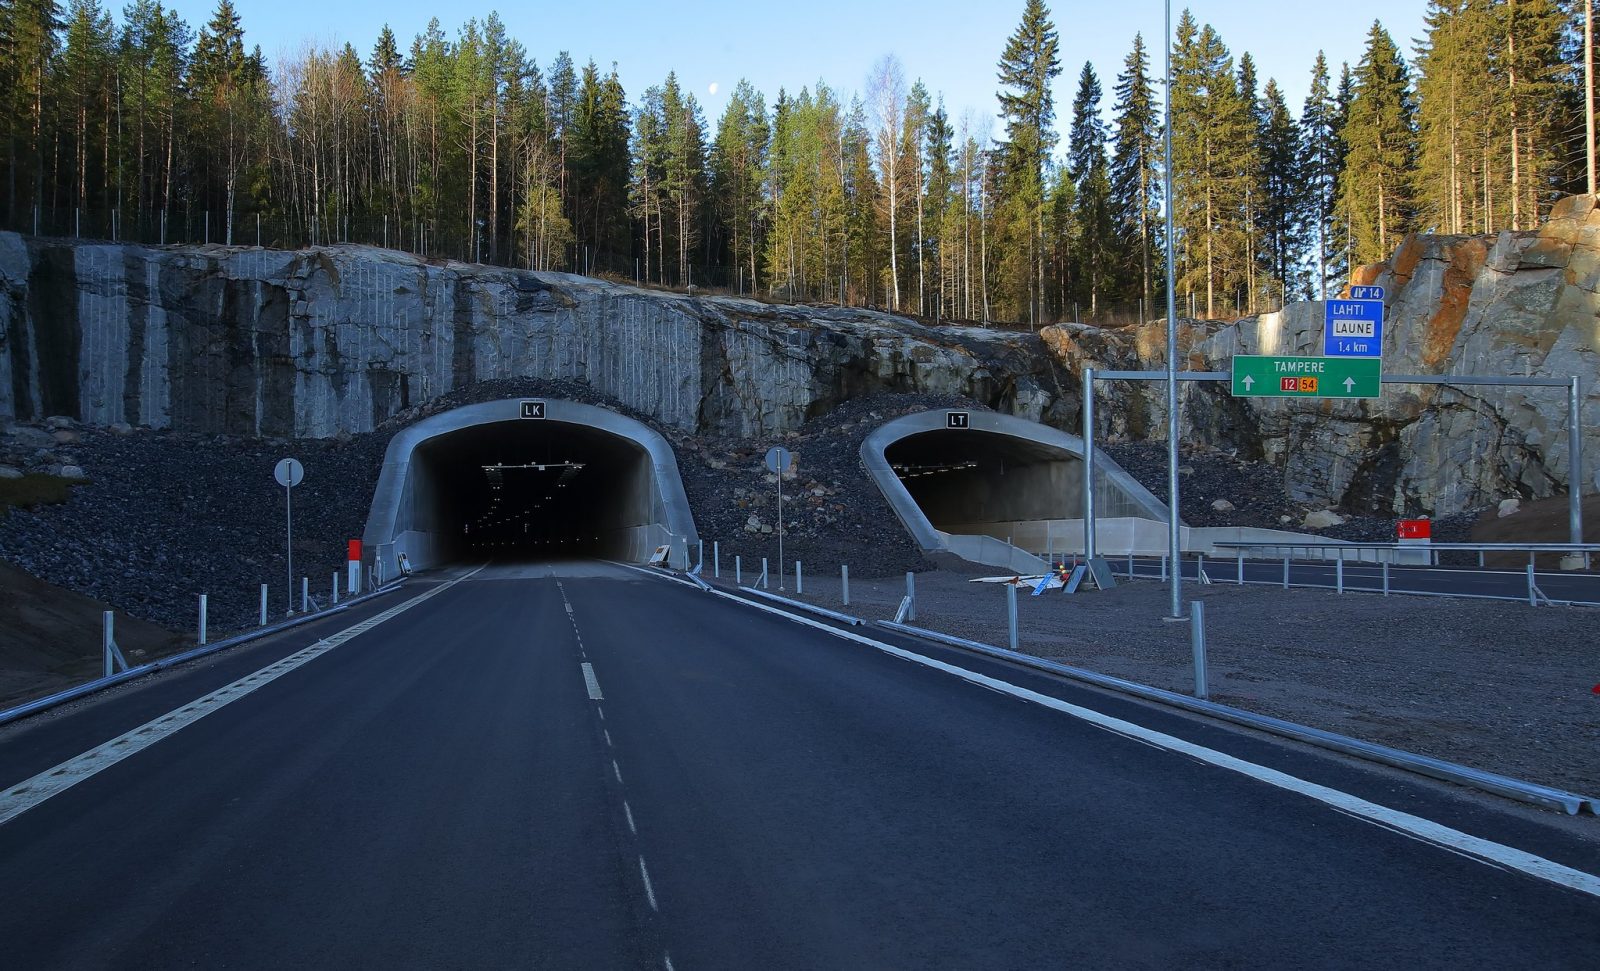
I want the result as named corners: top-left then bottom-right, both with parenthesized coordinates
top-left (167, 1), bottom-right (1428, 140)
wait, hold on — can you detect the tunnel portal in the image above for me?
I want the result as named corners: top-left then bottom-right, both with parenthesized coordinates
top-left (862, 410), bottom-right (1170, 568)
top-left (363, 399), bottom-right (697, 573)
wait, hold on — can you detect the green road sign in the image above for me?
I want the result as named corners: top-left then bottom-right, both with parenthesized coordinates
top-left (1230, 355), bottom-right (1382, 399)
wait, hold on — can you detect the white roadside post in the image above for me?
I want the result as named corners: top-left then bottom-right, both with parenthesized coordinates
top-left (905, 572), bottom-right (916, 622)
top-left (274, 458), bottom-right (304, 616)
top-left (841, 564), bottom-right (850, 606)
top-left (796, 561), bottom-right (803, 595)
top-left (1191, 601), bottom-right (1209, 699)
top-left (198, 594), bottom-right (208, 645)
top-left (332, 573), bottom-right (340, 605)
top-left (1007, 583), bottom-right (1019, 652)
top-left (765, 446), bottom-right (793, 591)
top-left (260, 584), bottom-right (268, 626)
top-left (714, 541), bottom-right (720, 579)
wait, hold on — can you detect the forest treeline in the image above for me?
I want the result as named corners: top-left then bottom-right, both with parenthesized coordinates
top-left (0, 0), bottom-right (1592, 325)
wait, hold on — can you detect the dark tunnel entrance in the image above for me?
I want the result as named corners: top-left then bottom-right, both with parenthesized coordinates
top-left (418, 421), bottom-right (654, 562)
top-left (861, 410), bottom-right (1173, 562)
top-left (363, 399), bottom-right (698, 573)
top-left (884, 430), bottom-right (1085, 538)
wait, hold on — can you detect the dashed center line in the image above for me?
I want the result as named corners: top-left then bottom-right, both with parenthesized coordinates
top-left (624, 801), bottom-right (637, 835)
top-left (582, 663), bottom-right (604, 700)
top-left (639, 857), bottom-right (659, 911)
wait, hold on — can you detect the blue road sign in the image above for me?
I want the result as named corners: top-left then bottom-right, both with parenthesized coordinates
top-left (1324, 298), bottom-right (1384, 357)
top-left (1349, 285), bottom-right (1385, 301)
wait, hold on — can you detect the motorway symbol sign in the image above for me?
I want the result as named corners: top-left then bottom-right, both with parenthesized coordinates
top-left (946, 411), bottom-right (970, 429)
top-left (520, 400), bottom-right (547, 419)
top-left (1349, 285), bottom-right (1385, 301)
top-left (1324, 299), bottom-right (1384, 357)
top-left (764, 446), bottom-right (793, 474)
top-left (274, 457), bottom-right (304, 488)
top-left (1231, 355), bottom-right (1382, 399)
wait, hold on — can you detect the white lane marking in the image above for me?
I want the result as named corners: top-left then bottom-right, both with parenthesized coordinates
top-left (0, 568), bottom-right (483, 828)
top-left (664, 954), bottom-right (674, 971)
top-left (612, 759), bottom-right (624, 784)
top-left (639, 856), bottom-right (659, 911)
top-left (596, 706), bottom-right (605, 721)
top-left (581, 662), bottom-right (604, 700)
top-left (604, 729), bottom-right (613, 748)
top-left (624, 800), bottom-right (637, 834)
top-left (697, 586), bottom-right (1600, 900)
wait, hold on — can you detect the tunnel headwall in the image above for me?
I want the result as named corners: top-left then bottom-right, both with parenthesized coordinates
top-left (362, 399), bottom-right (697, 571)
top-left (861, 410), bottom-right (1171, 562)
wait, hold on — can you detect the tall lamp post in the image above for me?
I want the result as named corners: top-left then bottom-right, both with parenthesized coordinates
top-left (1163, 0), bottom-right (1183, 619)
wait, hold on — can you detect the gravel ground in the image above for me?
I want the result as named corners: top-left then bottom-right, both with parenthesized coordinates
top-left (764, 563), bottom-right (1600, 800)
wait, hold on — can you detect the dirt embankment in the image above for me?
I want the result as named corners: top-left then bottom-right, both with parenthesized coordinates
top-left (0, 560), bottom-right (185, 708)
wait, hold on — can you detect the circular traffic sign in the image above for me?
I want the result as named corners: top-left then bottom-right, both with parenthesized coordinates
top-left (764, 446), bottom-right (793, 474)
top-left (274, 457), bottom-right (305, 488)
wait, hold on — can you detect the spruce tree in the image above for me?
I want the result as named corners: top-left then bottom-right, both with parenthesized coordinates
top-left (1301, 52), bottom-right (1342, 297)
top-left (1256, 78), bottom-right (1303, 303)
top-left (1337, 21), bottom-right (1417, 267)
top-left (995, 0), bottom-right (1062, 325)
top-left (1110, 33), bottom-right (1162, 311)
top-left (1067, 61), bottom-right (1112, 316)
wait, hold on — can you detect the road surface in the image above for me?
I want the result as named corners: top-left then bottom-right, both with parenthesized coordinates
top-left (1, 560), bottom-right (1595, 968)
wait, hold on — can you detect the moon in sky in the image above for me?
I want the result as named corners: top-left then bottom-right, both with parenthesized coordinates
top-left (708, 82), bottom-right (719, 95)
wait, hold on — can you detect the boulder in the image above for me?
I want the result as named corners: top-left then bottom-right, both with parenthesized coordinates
top-left (1497, 498), bottom-right (1522, 518)
top-left (0, 465), bottom-right (22, 479)
top-left (1210, 499), bottom-right (1236, 513)
top-left (1302, 509), bottom-right (1345, 530)
top-left (52, 429), bottom-right (79, 444)
top-left (58, 465), bottom-right (86, 479)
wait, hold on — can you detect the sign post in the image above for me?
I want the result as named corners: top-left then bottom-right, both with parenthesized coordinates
top-left (765, 446), bottom-right (793, 590)
top-left (1230, 355), bottom-right (1382, 399)
top-left (274, 458), bottom-right (304, 616)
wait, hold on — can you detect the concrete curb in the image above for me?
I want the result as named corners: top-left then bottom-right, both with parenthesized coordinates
top-left (0, 581), bottom-right (411, 729)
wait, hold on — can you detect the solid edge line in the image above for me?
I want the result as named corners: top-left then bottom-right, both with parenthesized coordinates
top-left (674, 581), bottom-right (1600, 900)
top-left (876, 620), bottom-right (1595, 816)
top-left (0, 567), bottom-right (482, 828)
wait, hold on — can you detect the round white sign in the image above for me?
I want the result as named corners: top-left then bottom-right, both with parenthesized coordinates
top-left (764, 446), bottom-right (793, 474)
top-left (274, 457), bottom-right (305, 488)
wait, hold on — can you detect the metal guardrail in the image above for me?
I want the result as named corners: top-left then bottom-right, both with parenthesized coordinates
top-left (737, 586), bottom-right (864, 626)
top-left (876, 619), bottom-right (1595, 815)
top-left (0, 580), bottom-right (410, 729)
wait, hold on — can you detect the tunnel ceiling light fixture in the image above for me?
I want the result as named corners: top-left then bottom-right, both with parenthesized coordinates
top-left (891, 460), bottom-right (980, 478)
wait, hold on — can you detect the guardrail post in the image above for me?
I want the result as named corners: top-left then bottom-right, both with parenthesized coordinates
top-left (1527, 564), bottom-right (1537, 607)
top-left (1190, 601), bottom-right (1208, 700)
top-left (761, 557), bottom-right (769, 589)
top-left (260, 584), bottom-right (268, 626)
top-left (103, 611), bottom-right (115, 678)
top-left (1237, 552), bottom-right (1244, 585)
top-left (906, 572), bottom-right (916, 622)
top-left (714, 541), bottom-right (720, 578)
top-left (1160, 555), bottom-right (1168, 581)
top-left (1007, 583), bottom-right (1019, 651)
top-left (301, 576), bottom-right (309, 613)
top-left (1282, 555), bottom-right (1290, 589)
top-left (796, 561), bottom-right (803, 595)
top-left (735, 555), bottom-right (742, 585)
top-left (1478, 550), bottom-right (1485, 568)
top-left (332, 573), bottom-right (339, 605)
top-left (1382, 560), bottom-right (1390, 597)
top-left (198, 594), bottom-right (208, 646)
top-left (841, 565), bottom-right (850, 606)
top-left (1128, 550), bottom-right (1135, 577)
top-left (1336, 553), bottom-right (1345, 595)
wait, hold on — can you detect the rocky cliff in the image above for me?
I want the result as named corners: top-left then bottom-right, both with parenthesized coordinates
top-left (0, 234), bottom-right (1067, 441)
top-left (2, 195), bottom-right (1597, 516)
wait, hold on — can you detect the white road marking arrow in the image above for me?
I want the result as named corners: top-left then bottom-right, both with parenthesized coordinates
top-left (1242, 375), bottom-right (1255, 390)
top-left (1343, 376), bottom-right (1356, 392)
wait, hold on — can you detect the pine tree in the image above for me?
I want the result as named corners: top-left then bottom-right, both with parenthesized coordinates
top-left (995, 0), bottom-right (1062, 326)
top-left (1110, 33), bottom-right (1162, 311)
top-left (59, 0), bottom-right (113, 221)
top-left (1170, 13), bottom-right (1254, 317)
top-left (2, 0), bottom-right (62, 224)
top-left (1337, 21), bottom-right (1417, 267)
top-left (709, 79), bottom-right (768, 293)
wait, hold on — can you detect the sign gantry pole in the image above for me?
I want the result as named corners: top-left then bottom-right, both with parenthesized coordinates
top-left (1163, 0), bottom-right (1182, 620)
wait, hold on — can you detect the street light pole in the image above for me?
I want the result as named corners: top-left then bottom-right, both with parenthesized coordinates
top-left (1163, 0), bottom-right (1184, 619)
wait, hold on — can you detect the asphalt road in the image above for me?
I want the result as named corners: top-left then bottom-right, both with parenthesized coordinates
top-left (1123, 554), bottom-right (1600, 604)
top-left (1, 560), bottom-right (1596, 968)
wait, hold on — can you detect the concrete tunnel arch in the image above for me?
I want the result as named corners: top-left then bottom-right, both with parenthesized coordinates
top-left (861, 410), bottom-right (1172, 569)
top-left (362, 399), bottom-right (698, 573)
